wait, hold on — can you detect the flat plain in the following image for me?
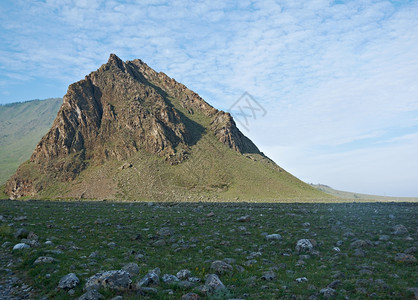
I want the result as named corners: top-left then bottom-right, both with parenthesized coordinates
top-left (0, 200), bottom-right (416, 299)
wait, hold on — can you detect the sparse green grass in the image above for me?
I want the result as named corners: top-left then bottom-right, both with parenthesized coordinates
top-left (0, 200), bottom-right (416, 299)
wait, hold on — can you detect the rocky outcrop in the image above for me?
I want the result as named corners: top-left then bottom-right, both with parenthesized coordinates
top-left (5, 54), bottom-right (263, 199)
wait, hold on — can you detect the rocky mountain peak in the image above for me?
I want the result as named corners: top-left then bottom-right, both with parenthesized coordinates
top-left (5, 54), bottom-right (263, 199)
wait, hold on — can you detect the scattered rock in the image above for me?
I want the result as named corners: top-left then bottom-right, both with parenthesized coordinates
top-left (58, 273), bottom-right (80, 290)
top-left (394, 253), bottom-right (416, 263)
top-left (353, 249), bottom-right (365, 257)
top-left (137, 268), bottom-right (161, 287)
top-left (404, 247), bottom-right (416, 254)
top-left (265, 234), bottom-right (282, 241)
top-left (392, 224), bottom-right (408, 235)
top-left (350, 239), bottom-right (372, 248)
top-left (261, 271), bottom-right (276, 281)
top-left (12, 243), bottom-right (30, 250)
top-left (320, 287), bottom-right (336, 299)
top-left (34, 256), bottom-right (56, 264)
top-left (237, 215), bottom-right (251, 222)
top-left (210, 260), bottom-right (233, 275)
top-left (407, 287), bottom-right (418, 299)
top-left (84, 270), bottom-right (132, 291)
top-left (182, 292), bottom-right (201, 300)
top-left (296, 239), bottom-right (313, 252)
top-left (122, 262), bottom-right (140, 276)
top-left (119, 162), bottom-right (132, 170)
top-left (158, 227), bottom-right (174, 237)
top-left (379, 235), bottom-right (390, 241)
top-left (78, 289), bottom-right (104, 300)
top-left (296, 277), bottom-right (308, 283)
top-left (162, 274), bottom-right (179, 283)
top-left (328, 280), bottom-right (342, 289)
top-left (205, 274), bottom-right (226, 293)
top-left (176, 269), bottom-right (191, 280)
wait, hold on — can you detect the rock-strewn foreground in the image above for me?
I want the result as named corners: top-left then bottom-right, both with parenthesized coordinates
top-left (0, 200), bottom-right (416, 299)
top-left (4, 54), bottom-right (326, 201)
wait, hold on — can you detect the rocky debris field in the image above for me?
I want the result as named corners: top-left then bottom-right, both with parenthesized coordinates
top-left (0, 200), bottom-right (416, 299)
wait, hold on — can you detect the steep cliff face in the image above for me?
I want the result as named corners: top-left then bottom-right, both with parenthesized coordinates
top-left (5, 54), bottom-right (264, 199)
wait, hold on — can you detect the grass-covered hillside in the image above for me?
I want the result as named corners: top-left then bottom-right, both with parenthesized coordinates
top-left (0, 98), bottom-right (62, 185)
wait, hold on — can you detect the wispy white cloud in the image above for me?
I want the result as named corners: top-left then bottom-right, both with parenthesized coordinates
top-left (0, 0), bottom-right (417, 196)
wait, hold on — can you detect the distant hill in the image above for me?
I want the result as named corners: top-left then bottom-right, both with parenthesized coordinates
top-left (311, 184), bottom-right (418, 202)
top-left (0, 98), bottom-right (61, 185)
top-left (4, 54), bottom-right (328, 201)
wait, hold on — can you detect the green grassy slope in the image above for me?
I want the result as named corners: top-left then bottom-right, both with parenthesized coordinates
top-left (0, 98), bottom-right (62, 185)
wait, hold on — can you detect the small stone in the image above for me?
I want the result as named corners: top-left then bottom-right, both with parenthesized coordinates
top-left (404, 247), bottom-right (416, 254)
top-left (328, 280), bottom-right (341, 289)
top-left (261, 271), bottom-right (276, 281)
top-left (27, 232), bottom-right (39, 240)
top-left (407, 287), bottom-right (418, 299)
top-left (176, 269), bottom-right (192, 280)
top-left (122, 262), bottom-right (140, 276)
top-left (158, 227), bottom-right (174, 237)
top-left (12, 243), bottom-right (30, 250)
top-left (34, 256), bottom-right (56, 264)
top-left (296, 277), bottom-right (308, 283)
top-left (320, 287), bottom-right (336, 299)
top-left (392, 224), bottom-right (408, 235)
top-left (394, 253), bottom-right (416, 263)
top-left (137, 268), bottom-right (161, 287)
top-left (153, 239), bottom-right (166, 247)
top-left (182, 292), bottom-right (201, 300)
top-left (205, 274), bottom-right (226, 293)
top-left (237, 215), bottom-right (251, 222)
top-left (162, 274), bottom-right (179, 283)
top-left (266, 234), bottom-right (282, 241)
top-left (14, 215), bottom-right (27, 221)
top-left (350, 239), bottom-right (372, 248)
top-left (78, 289), bottom-right (105, 300)
top-left (296, 239), bottom-right (313, 252)
top-left (84, 270), bottom-right (132, 291)
top-left (210, 260), bottom-right (233, 275)
top-left (206, 212), bottom-right (215, 217)
top-left (379, 235), bottom-right (390, 241)
top-left (353, 249), bottom-right (365, 257)
top-left (58, 273), bottom-right (80, 290)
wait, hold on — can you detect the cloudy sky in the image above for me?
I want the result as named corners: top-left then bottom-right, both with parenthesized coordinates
top-left (1, 0), bottom-right (417, 197)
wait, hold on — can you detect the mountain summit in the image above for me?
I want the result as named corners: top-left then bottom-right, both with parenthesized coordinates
top-left (5, 54), bottom-right (325, 201)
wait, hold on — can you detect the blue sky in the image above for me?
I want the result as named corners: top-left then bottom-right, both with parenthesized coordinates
top-left (1, 0), bottom-right (417, 197)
